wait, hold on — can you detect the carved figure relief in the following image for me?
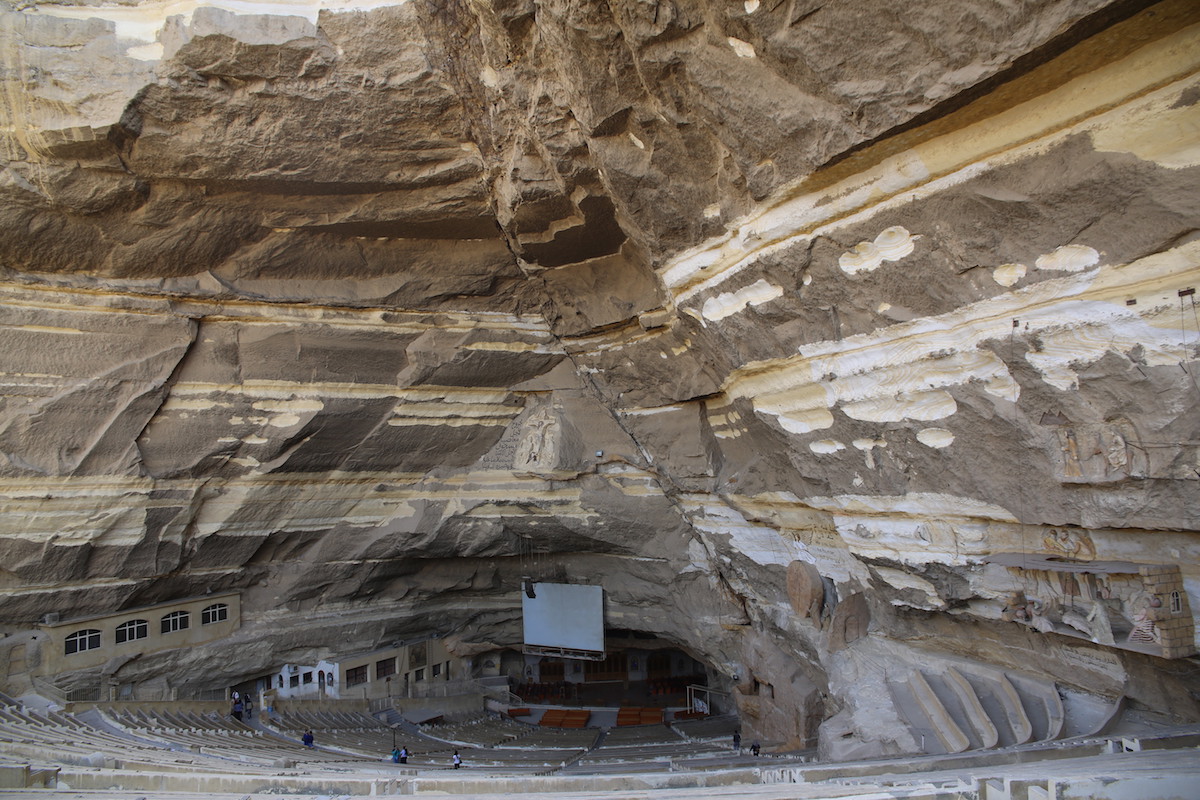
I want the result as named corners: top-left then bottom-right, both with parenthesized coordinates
top-left (1053, 421), bottom-right (1149, 483)
top-left (513, 405), bottom-right (561, 471)
top-left (1041, 528), bottom-right (1096, 562)
top-left (993, 556), bottom-right (1194, 658)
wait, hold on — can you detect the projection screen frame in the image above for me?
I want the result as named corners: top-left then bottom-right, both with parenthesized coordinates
top-left (521, 582), bottom-right (605, 661)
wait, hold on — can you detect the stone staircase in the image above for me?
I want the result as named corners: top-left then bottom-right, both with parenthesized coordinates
top-left (889, 663), bottom-right (1075, 756)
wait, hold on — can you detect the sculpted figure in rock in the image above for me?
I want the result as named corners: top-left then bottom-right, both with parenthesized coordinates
top-left (514, 405), bottom-right (560, 471)
top-left (1041, 528), bottom-right (1096, 562)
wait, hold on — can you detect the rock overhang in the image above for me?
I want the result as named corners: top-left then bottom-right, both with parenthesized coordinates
top-left (0, 0), bottom-right (1198, 754)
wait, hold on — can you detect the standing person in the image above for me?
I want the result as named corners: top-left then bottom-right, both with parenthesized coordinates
top-left (232, 696), bottom-right (244, 721)
top-left (732, 730), bottom-right (741, 753)
top-left (452, 750), bottom-right (462, 769)
top-left (244, 698), bottom-right (253, 719)
top-left (302, 730), bottom-right (314, 748)
top-left (399, 746), bottom-right (408, 764)
top-left (391, 747), bottom-right (401, 764)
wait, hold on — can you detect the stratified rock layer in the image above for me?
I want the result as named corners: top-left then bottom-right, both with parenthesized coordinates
top-left (1, 0), bottom-right (1198, 754)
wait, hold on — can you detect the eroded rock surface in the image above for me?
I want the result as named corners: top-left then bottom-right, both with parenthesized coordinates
top-left (1, 0), bottom-right (1198, 755)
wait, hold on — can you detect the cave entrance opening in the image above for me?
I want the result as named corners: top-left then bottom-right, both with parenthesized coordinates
top-left (494, 633), bottom-right (719, 713)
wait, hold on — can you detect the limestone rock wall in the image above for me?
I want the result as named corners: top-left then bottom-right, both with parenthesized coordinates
top-left (1, 0), bottom-right (1198, 755)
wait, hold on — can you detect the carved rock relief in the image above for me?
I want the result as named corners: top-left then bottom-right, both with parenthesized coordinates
top-left (1052, 420), bottom-right (1150, 483)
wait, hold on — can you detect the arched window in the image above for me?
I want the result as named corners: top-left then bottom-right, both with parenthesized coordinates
top-left (1171, 591), bottom-right (1183, 614)
top-left (201, 603), bottom-right (229, 625)
top-left (115, 619), bottom-right (148, 644)
top-left (65, 629), bottom-right (101, 655)
top-left (161, 610), bottom-right (190, 634)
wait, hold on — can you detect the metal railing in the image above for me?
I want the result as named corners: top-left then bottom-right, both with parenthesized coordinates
top-left (408, 677), bottom-right (517, 704)
top-left (65, 682), bottom-right (102, 703)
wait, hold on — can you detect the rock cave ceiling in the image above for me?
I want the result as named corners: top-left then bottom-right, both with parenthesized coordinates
top-left (1, 0), bottom-right (1199, 754)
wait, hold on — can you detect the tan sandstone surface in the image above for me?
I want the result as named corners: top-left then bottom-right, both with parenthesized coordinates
top-left (0, 0), bottom-right (1198, 758)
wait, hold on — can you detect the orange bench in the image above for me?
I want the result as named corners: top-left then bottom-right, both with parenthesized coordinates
top-left (618, 706), bottom-right (661, 726)
top-left (560, 710), bottom-right (590, 728)
top-left (539, 708), bottom-right (590, 728)
top-left (539, 709), bottom-right (568, 727)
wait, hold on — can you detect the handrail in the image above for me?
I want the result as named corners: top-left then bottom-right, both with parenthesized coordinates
top-left (31, 677), bottom-right (67, 705)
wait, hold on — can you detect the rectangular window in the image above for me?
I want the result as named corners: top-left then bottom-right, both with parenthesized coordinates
top-left (414, 668), bottom-right (425, 682)
top-left (432, 663), bottom-right (441, 678)
top-left (376, 657), bottom-right (396, 680)
top-left (303, 672), bottom-right (313, 684)
top-left (289, 675), bottom-right (299, 688)
top-left (346, 665), bottom-right (369, 687)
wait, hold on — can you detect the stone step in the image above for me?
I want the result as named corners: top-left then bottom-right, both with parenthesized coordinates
top-left (920, 672), bottom-right (981, 751)
top-left (907, 671), bottom-right (970, 754)
top-left (1005, 673), bottom-right (1064, 742)
top-left (888, 677), bottom-right (949, 755)
top-left (958, 670), bottom-right (1032, 747)
top-left (945, 668), bottom-right (999, 749)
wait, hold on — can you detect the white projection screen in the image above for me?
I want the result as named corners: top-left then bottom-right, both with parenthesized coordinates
top-left (521, 582), bottom-right (605, 660)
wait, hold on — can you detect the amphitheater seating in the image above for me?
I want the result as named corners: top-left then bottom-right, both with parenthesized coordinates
top-left (495, 724), bottom-right (598, 750)
top-left (0, 702), bottom-right (303, 776)
top-left (420, 715), bottom-right (529, 747)
top-left (601, 724), bottom-right (685, 746)
top-left (673, 713), bottom-right (741, 740)
top-left (267, 709), bottom-right (454, 765)
top-left (269, 709), bottom-right (385, 731)
top-left (106, 708), bottom-right (368, 768)
top-left (2, 697), bottom-right (1199, 796)
top-left (270, 709), bottom-right (575, 772)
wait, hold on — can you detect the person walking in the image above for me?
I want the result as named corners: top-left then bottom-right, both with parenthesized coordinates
top-left (452, 750), bottom-right (462, 769)
top-left (391, 747), bottom-right (401, 763)
top-left (399, 746), bottom-right (408, 764)
top-left (732, 730), bottom-right (741, 753)
top-left (302, 729), bottom-right (314, 748)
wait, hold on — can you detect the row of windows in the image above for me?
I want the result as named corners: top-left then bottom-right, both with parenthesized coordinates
top-left (409, 662), bottom-right (449, 683)
top-left (279, 670), bottom-right (328, 689)
top-left (274, 659), bottom-right (454, 691)
top-left (64, 603), bottom-right (229, 656)
top-left (344, 660), bottom-right (450, 688)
